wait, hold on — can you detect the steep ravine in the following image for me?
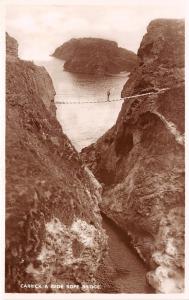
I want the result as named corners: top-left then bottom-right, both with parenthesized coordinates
top-left (7, 18), bottom-right (184, 293)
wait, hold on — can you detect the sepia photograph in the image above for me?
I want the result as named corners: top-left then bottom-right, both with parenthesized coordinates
top-left (1, 0), bottom-right (187, 297)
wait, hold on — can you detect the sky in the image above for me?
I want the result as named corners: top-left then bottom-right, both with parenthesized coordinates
top-left (6, 0), bottom-right (185, 60)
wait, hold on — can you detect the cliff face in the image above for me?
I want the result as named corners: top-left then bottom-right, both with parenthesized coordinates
top-left (6, 34), bottom-right (107, 293)
top-left (52, 38), bottom-right (138, 75)
top-left (81, 19), bottom-right (185, 293)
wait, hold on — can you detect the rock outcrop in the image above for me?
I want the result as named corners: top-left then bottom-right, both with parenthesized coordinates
top-left (52, 38), bottom-right (138, 75)
top-left (6, 33), bottom-right (107, 293)
top-left (81, 19), bottom-right (185, 293)
top-left (121, 19), bottom-right (184, 97)
top-left (6, 32), bottom-right (18, 61)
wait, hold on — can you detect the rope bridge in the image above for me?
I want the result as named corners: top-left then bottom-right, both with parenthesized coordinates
top-left (55, 87), bottom-right (171, 105)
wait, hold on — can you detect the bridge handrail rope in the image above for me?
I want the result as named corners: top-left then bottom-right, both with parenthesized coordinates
top-left (54, 86), bottom-right (181, 105)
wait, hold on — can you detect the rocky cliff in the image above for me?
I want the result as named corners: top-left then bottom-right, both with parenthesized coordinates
top-left (81, 19), bottom-right (185, 293)
top-left (121, 19), bottom-right (184, 97)
top-left (52, 38), bottom-right (138, 75)
top-left (6, 33), bottom-right (107, 293)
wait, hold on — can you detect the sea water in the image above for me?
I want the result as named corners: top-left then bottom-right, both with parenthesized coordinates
top-left (35, 57), bottom-right (129, 151)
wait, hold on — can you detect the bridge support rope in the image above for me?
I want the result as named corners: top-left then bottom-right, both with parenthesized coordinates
top-left (54, 86), bottom-right (181, 105)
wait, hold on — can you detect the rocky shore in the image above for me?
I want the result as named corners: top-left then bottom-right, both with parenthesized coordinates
top-left (52, 37), bottom-right (138, 75)
top-left (81, 19), bottom-right (185, 293)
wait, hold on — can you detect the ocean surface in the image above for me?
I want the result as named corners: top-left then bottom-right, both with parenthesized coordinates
top-left (35, 57), bottom-right (129, 151)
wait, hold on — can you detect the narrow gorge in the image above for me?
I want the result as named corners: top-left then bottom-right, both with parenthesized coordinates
top-left (6, 18), bottom-right (185, 294)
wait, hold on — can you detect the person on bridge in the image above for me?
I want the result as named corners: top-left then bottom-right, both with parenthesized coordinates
top-left (107, 89), bottom-right (111, 101)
